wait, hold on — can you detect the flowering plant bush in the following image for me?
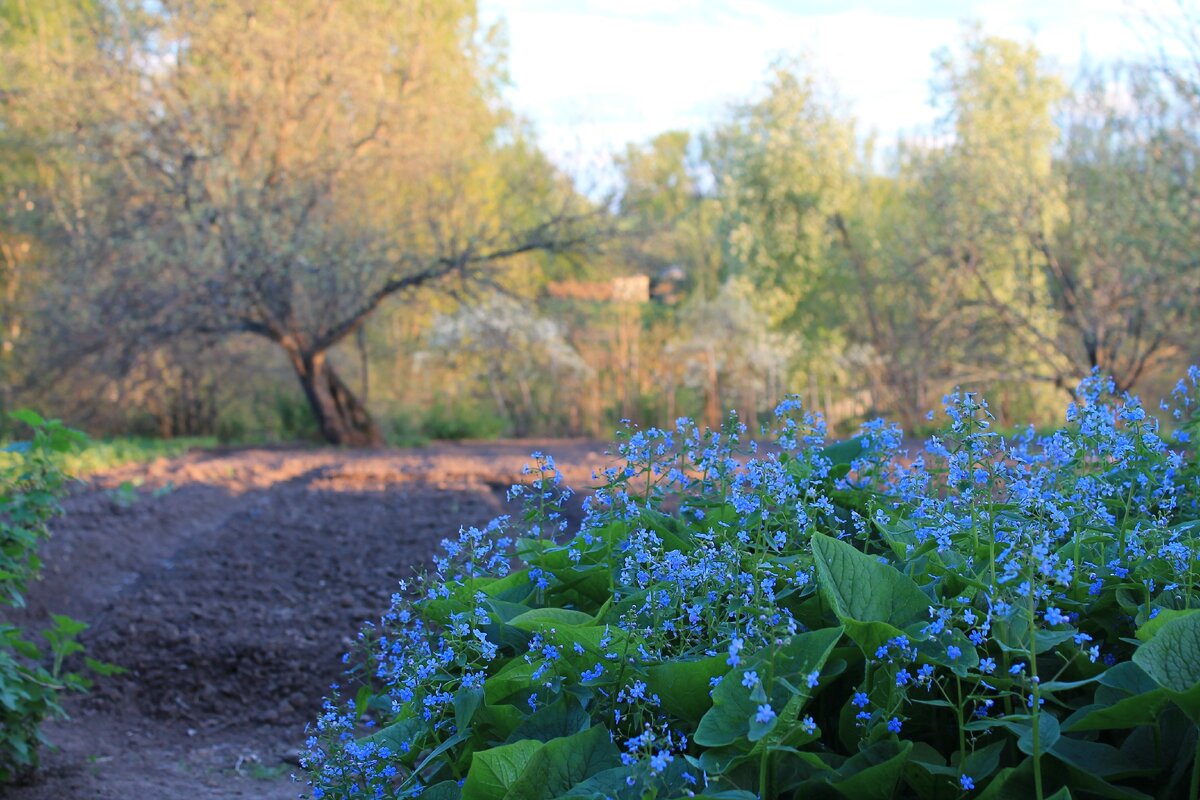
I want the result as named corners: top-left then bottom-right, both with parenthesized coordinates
top-left (305, 369), bottom-right (1200, 799)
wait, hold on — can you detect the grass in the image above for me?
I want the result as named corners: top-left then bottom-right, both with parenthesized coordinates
top-left (1, 436), bottom-right (216, 476)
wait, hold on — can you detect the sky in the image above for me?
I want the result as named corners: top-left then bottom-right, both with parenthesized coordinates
top-left (477, 0), bottom-right (1168, 183)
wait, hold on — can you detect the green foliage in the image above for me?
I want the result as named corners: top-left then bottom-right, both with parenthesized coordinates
top-left (305, 375), bottom-right (1200, 799)
top-left (0, 411), bottom-right (109, 783)
top-left (383, 410), bottom-right (430, 448)
top-left (421, 402), bottom-right (506, 441)
top-left (0, 435), bottom-right (214, 476)
top-left (273, 392), bottom-right (321, 442)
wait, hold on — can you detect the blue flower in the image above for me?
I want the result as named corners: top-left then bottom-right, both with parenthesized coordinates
top-left (755, 704), bottom-right (776, 724)
top-left (1044, 607), bottom-right (1068, 626)
top-left (960, 774), bottom-right (975, 791)
top-left (727, 637), bottom-right (744, 667)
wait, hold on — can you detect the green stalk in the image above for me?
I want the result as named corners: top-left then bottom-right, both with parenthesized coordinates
top-left (758, 746), bottom-right (771, 799)
top-left (758, 648), bottom-right (777, 798)
top-left (954, 675), bottom-right (967, 769)
top-left (1190, 728), bottom-right (1200, 800)
top-left (1028, 584), bottom-right (1044, 800)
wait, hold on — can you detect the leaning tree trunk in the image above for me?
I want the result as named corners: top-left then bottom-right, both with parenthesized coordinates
top-left (293, 349), bottom-right (382, 446)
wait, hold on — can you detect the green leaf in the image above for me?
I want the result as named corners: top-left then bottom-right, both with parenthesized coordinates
top-left (1047, 736), bottom-right (1148, 780)
top-left (959, 740), bottom-right (1005, 780)
top-left (1098, 660), bottom-right (1160, 696)
top-left (1018, 714), bottom-right (1060, 757)
top-left (556, 765), bottom-right (632, 799)
top-left (508, 694), bottom-right (589, 743)
top-left (645, 654), bottom-right (728, 723)
top-left (1063, 694), bottom-right (1167, 732)
top-left (693, 663), bottom-right (762, 748)
top-left (362, 717), bottom-right (424, 755)
top-left (694, 626), bottom-right (842, 748)
top-left (462, 739), bottom-right (545, 800)
top-left (422, 781), bottom-right (463, 800)
top-left (970, 714), bottom-right (1060, 757)
top-left (455, 686), bottom-right (485, 730)
top-left (474, 702), bottom-right (525, 742)
top-left (828, 740), bottom-right (913, 800)
top-left (811, 534), bottom-right (928, 653)
top-left (502, 725), bottom-right (620, 800)
top-left (915, 628), bottom-right (979, 677)
top-left (482, 569), bottom-right (537, 602)
top-left (976, 759), bottom-right (1037, 800)
top-left (1064, 662), bottom-right (1168, 731)
top-left (1059, 767), bottom-right (1154, 800)
top-left (1132, 610), bottom-right (1200, 721)
top-left (1135, 608), bottom-right (1199, 642)
top-left (9, 409), bottom-right (44, 428)
top-left (49, 614), bottom-right (88, 637)
top-left (821, 437), bottom-right (865, 467)
top-left (485, 660), bottom-right (539, 704)
top-left (507, 608), bottom-right (596, 632)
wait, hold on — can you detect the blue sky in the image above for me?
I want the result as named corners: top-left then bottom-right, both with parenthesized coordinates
top-left (478, 0), bottom-right (1165, 179)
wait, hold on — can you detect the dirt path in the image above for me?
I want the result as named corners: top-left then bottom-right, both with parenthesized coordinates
top-left (3, 440), bottom-right (610, 800)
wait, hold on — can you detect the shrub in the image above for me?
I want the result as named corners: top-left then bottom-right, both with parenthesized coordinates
top-left (275, 391), bottom-right (321, 441)
top-left (0, 411), bottom-right (111, 783)
top-left (422, 403), bottom-right (505, 441)
top-left (385, 411), bottom-right (430, 449)
top-left (305, 368), bottom-right (1200, 799)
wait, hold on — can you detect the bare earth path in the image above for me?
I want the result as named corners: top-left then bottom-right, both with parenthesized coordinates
top-left (3, 440), bottom-right (609, 800)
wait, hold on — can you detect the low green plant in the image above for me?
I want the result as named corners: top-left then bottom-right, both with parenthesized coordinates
top-left (274, 391), bottom-right (321, 441)
top-left (0, 410), bottom-right (115, 783)
top-left (0, 435), bottom-right (215, 476)
top-left (422, 403), bottom-right (505, 441)
top-left (305, 368), bottom-right (1200, 799)
top-left (384, 410), bottom-right (430, 448)
top-left (107, 479), bottom-right (141, 508)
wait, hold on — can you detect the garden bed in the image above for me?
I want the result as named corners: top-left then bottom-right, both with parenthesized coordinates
top-left (5, 442), bottom-right (605, 800)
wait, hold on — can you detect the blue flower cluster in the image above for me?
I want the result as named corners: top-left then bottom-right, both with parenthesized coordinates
top-left (304, 368), bottom-right (1200, 800)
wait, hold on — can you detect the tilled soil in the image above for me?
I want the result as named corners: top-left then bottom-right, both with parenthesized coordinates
top-left (3, 440), bottom-right (608, 800)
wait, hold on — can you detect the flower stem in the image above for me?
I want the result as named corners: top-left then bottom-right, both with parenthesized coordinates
top-left (1028, 578), bottom-right (1044, 800)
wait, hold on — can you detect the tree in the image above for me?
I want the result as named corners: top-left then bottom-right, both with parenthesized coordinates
top-left (928, 31), bottom-right (1200, 395)
top-left (704, 58), bottom-right (956, 428)
top-left (6, 0), bottom-right (597, 445)
top-left (0, 0), bottom-right (103, 413)
top-left (1038, 68), bottom-right (1200, 391)
top-left (923, 31), bottom-right (1069, 390)
top-left (705, 59), bottom-right (857, 330)
top-left (616, 131), bottom-right (721, 299)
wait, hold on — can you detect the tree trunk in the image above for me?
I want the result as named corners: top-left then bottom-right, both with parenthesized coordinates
top-left (293, 349), bottom-right (382, 446)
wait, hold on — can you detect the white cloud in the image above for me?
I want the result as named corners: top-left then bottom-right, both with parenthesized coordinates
top-left (480, 0), bottom-right (1168, 181)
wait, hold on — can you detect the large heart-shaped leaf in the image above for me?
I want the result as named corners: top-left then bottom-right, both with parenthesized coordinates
top-left (646, 653), bottom-right (728, 723)
top-left (811, 534), bottom-right (929, 653)
top-left (463, 739), bottom-right (545, 800)
top-left (501, 725), bottom-right (620, 800)
top-left (1132, 611), bottom-right (1200, 721)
